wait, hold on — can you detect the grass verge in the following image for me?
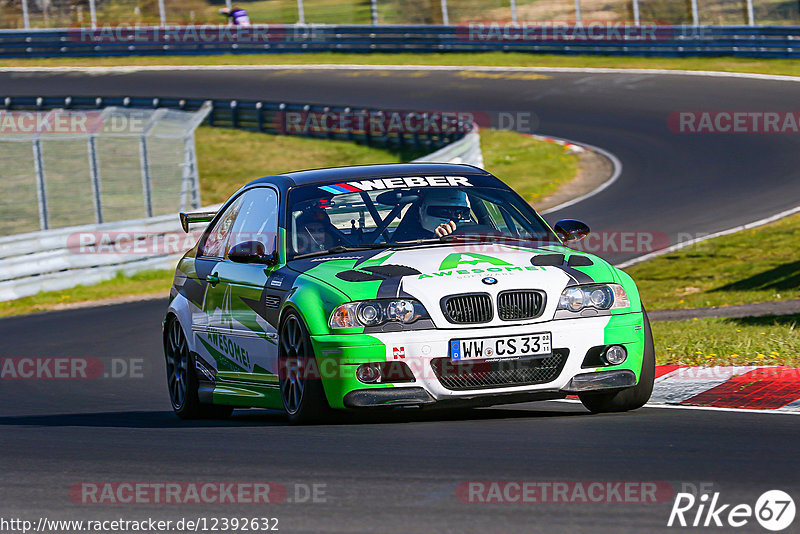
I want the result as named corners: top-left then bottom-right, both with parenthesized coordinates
top-left (0, 270), bottom-right (172, 318)
top-left (0, 126), bottom-right (578, 317)
top-left (4, 52), bottom-right (800, 78)
top-left (629, 212), bottom-right (800, 310)
top-left (481, 130), bottom-right (577, 204)
top-left (652, 315), bottom-right (799, 367)
top-left (194, 126), bottom-right (426, 204)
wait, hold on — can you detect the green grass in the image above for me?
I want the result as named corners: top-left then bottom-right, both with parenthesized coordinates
top-left (6, 53), bottom-right (800, 78)
top-left (194, 126), bottom-right (426, 204)
top-left (0, 270), bottom-right (173, 318)
top-left (653, 315), bottom-right (800, 367)
top-left (628, 212), bottom-right (800, 311)
top-left (1, 126), bottom-right (577, 317)
top-left (481, 130), bottom-right (577, 204)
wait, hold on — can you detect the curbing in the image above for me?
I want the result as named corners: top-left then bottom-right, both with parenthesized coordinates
top-left (649, 365), bottom-right (800, 413)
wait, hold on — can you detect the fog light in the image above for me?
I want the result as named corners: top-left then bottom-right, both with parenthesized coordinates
top-left (603, 345), bottom-right (627, 365)
top-left (356, 363), bottom-right (383, 384)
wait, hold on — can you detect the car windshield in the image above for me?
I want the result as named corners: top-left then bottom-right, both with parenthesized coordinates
top-left (286, 175), bottom-right (558, 259)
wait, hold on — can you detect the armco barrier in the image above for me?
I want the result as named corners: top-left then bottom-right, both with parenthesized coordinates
top-left (0, 96), bottom-right (482, 301)
top-left (1, 95), bottom-right (465, 153)
top-left (2, 24), bottom-right (800, 58)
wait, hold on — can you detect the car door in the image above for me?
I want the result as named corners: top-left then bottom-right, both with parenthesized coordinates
top-left (192, 193), bottom-right (245, 374)
top-left (202, 187), bottom-right (282, 385)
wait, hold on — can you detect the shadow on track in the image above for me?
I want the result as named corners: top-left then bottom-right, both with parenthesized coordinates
top-left (0, 404), bottom-right (591, 428)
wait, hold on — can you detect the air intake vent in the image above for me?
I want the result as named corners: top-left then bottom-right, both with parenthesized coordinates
top-left (497, 290), bottom-right (545, 321)
top-left (431, 350), bottom-right (568, 391)
top-left (441, 293), bottom-right (493, 324)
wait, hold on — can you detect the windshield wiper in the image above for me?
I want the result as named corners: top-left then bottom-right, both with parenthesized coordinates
top-left (391, 234), bottom-right (557, 248)
top-left (393, 235), bottom-right (471, 246)
top-left (465, 234), bottom-right (552, 244)
top-left (292, 243), bottom-right (392, 260)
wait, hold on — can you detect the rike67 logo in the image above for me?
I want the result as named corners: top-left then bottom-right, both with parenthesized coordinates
top-left (668, 490), bottom-right (795, 531)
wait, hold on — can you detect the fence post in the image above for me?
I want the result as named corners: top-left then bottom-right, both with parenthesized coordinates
top-left (632, 0), bottom-right (640, 25)
top-left (231, 100), bottom-right (238, 128)
top-left (182, 133), bottom-right (201, 210)
top-left (510, 0), bottom-right (517, 24)
top-left (256, 101), bottom-right (264, 132)
top-left (87, 135), bottom-right (103, 224)
top-left (370, 0), bottom-right (378, 25)
top-left (158, 0), bottom-right (166, 27)
top-left (32, 138), bottom-right (49, 230)
top-left (88, 0), bottom-right (97, 29)
top-left (691, 0), bottom-right (699, 25)
top-left (139, 136), bottom-right (153, 218)
top-left (746, 0), bottom-right (754, 25)
top-left (297, 0), bottom-right (305, 24)
top-left (440, 0), bottom-right (449, 25)
top-left (574, 0), bottom-right (582, 24)
top-left (138, 107), bottom-right (168, 218)
top-left (21, 0), bottom-right (30, 30)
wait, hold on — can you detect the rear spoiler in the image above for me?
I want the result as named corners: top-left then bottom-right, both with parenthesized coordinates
top-left (179, 211), bottom-right (216, 233)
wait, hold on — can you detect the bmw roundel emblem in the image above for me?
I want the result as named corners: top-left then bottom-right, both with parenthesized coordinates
top-left (482, 277), bottom-right (498, 285)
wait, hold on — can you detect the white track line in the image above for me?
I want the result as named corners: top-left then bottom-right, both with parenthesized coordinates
top-left (553, 398), bottom-right (800, 415)
top-left (539, 137), bottom-right (623, 215)
top-left (616, 204), bottom-right (800, 269)
top-left (2, 64), bottom-right (800, 84)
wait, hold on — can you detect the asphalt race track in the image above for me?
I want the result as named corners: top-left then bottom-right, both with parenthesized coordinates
top-left (2, 67), bottom-right (800, 532)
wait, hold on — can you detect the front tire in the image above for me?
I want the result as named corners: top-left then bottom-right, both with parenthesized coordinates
top-left (579, 309), bottom-right (655, 414)
top-left (164, 315), bottom-right (233, 420)
top-left (278, 311), bottom-right (332, 424)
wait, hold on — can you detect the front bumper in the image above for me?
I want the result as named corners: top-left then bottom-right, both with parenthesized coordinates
top-left (313, 312), bottom-right (645, 409)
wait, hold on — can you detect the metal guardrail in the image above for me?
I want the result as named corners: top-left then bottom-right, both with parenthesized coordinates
top-left (1, 95), bottom-right (466, 152)
top-left (1, 24), bottom-right (800, 58)
top-left (0, 95), bottom-right (482, 301)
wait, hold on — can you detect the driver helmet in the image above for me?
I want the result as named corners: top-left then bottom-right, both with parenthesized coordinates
top-left (419, 189), bottom-right (470, 233)
top-left (296, 206), bottom-right (335, 251)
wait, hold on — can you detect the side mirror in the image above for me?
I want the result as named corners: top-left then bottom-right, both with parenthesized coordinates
top-left (554, 219), bottom-right (590, 242)
top-left (228, 241), bottom-right (278, 264)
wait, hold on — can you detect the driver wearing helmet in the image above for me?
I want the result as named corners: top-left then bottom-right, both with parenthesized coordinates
top-left (393, 188), bottom-right (471, 241)
top-left (295, 206), bottom-right (341, 254)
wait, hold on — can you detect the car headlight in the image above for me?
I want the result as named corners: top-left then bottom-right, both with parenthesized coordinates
top-left (557, 284), bottom-right (629, 312)
top-left (330, 299), bottom-right (430, 329)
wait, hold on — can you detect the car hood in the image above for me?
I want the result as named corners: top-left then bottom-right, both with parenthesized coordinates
top-left (288, 243), bottom-right (618, 328)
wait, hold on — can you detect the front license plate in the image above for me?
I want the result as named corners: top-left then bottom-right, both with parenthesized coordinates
top-left (450, 332), bottom-right (552, 361)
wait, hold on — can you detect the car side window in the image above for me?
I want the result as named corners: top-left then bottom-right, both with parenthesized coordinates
top-left (201, 195), bottom-right (245, 258)
top-left (225, 187), bottom-right (279, 258)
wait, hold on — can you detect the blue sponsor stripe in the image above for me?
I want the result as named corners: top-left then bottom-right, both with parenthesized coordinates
top-left (319, 185), bottom-right (344, 194)
top-left (320, 184), bottom-right (353, 195)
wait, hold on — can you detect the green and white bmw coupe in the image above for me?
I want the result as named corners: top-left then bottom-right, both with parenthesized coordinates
top-left (164, 163), bottom-right (654, 423)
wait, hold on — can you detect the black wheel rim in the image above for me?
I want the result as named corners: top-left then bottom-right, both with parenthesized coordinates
top-left (165, 319), bottom-right (189, 410)
top-left (280, 316), bottom-right (306, 415)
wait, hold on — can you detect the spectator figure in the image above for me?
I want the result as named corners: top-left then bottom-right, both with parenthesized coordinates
top-left (220, 6), bottom-right (251, 26)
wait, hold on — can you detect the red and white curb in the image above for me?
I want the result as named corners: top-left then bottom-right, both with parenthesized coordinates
top-left (524, 133), bottom-right (587, 154)
top-left (651, 365), bottom-right (800, 412)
